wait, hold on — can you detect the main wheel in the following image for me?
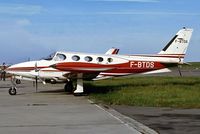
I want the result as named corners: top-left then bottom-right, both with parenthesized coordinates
top-left (64, 81), bottom-right (74, 93)
top-left (8, 87), bottom-right (17, 95)
top-left (16, 79), bottom-right (21, 84)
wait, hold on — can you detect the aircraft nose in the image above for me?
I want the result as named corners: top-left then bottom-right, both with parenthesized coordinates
top-left (5, 65), bottom-right (13, 71)
top-left (5, 65), bottom-right (15, 74)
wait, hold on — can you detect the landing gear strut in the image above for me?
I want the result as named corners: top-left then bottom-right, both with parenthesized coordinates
top-left (64, 74), bottom-right (84, 96)
top-left (64, 80), bottom-right (74, 93)
top-left (8, 77), bottom-right (17, 95)
top-left (73, 74), bottom-right (84, 96)
top-left (73, 78), bottom-right (84, 95)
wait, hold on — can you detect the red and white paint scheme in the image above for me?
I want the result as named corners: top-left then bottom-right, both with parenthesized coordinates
top-left (6, 28), bottom-right (193, 95)
top-left (6, 48), bottom-right (120, 95)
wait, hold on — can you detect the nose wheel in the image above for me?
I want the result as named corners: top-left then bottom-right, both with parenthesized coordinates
top-left (8, 87), bottom-right (17, 95)
top-left (9, 77), bottom-right (18, 95)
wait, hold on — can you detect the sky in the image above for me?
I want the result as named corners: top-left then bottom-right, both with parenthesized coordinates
top-left (0, 0), bottom-right (199, 64)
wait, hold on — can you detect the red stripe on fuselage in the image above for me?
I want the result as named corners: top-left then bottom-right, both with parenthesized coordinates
top-left (54, 61), bottom-right (168, 74)
top-left (128, 54), bottom-right (185, 58)
top-left (6, 66), bottom-right (47, 72)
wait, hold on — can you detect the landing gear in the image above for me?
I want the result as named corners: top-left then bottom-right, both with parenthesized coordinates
top-left (15, 79), bottom-right (21, 84)
top-left (64, 80), bottom-right (74, 93)
top-left (64, 74), bottom-right (84, 96)
top-left (8, 77), bottom-right (18, 95)
top-left (73, 78), bottom-right (84, 96)
top-left (73, 74), bottom-right (84, 96)
top-left (8, 87), bottom-right (17, 95)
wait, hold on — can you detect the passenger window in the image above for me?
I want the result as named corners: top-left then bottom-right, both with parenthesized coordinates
top-left (72, 55), bottom-right (80, 61)
top-left (96, 57), bottom-right (103, 62)
top-left (85, 56), bottom-right (93, 62)
top-left (54, 54), bottom-right (66, 61)
top-left (107, 58), bottom-right (113, 63)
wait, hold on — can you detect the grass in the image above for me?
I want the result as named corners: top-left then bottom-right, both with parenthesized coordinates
top-left (182, 62), bottom-right (200, 70)
top-left (86, 76), bottom-right (200, 108)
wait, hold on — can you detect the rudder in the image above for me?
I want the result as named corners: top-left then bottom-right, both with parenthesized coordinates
top-left (159, 27), bottom-right (193, 56)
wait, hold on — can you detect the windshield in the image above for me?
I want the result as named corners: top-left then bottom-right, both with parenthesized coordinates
top-left (54, 53), bottom-right (66, 61)
top-left (43, 52), bottom-right (56, 60)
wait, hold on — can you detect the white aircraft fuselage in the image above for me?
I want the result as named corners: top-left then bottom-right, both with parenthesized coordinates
top-left (6, 28), bottom-right (193, 95)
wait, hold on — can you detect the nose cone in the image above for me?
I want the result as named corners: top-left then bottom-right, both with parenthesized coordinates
top-left (5, 64), bottom-right (14, 70)
top-left (5, 61), bottom-right (36, 73)
top-left (5, 65), bottom-right (16, 74)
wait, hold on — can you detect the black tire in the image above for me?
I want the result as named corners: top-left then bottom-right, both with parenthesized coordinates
top-left (16, 79), bottom-right (21, 84)
top-left (64, 81), bottom-right (74, 92)
top-left (8, 87), bottom-right (17, 95)
top-left (73, 93), bottom-right (85, 96)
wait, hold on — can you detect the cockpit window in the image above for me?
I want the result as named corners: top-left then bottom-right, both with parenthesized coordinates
top-left (44, 52), bottom-right (56, 61)
top-left (54, 53), bottom-right (66, 61)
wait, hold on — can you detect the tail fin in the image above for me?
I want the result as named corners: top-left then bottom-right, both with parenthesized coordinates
top-left (159, 28), bottom-right (193, 56)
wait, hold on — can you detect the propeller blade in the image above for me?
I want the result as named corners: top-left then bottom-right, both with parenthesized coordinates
top-left (35, 62), bottom-right (38, 72)
top-left (35, 62), bottom-right (38, 92)
top-left (35, 76), bottom-right (38, 93)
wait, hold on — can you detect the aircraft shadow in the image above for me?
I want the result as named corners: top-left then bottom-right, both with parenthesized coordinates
top-left (39, 89), bottom-right (65, 93)
top-left (84, 83), bottom-right (120, 94)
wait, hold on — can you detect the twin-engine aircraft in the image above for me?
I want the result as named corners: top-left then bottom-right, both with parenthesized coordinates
top-left (6, 28), bottom-right (193, 95)
top-left (6, 48), bottom-right (119, 95)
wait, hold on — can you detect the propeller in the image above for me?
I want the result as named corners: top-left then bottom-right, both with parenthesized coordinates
top-left (34, 62), bottom-right (39, 93)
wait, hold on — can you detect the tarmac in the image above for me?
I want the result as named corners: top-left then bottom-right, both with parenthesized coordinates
top-left (116, 69), bottom-right (200, 134)
top-left (0, 80), bottom-right (156, 134)
top-left (113, 106), bottom-right (200, 134)
top-left (0, 69), bottom-right (199, 134)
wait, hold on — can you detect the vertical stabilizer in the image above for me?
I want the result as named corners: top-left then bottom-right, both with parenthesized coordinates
top-left (159, 28), bottom-right (193, 56)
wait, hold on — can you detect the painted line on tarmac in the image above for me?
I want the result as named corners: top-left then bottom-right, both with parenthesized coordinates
top-left (88, 99), bottom-right (158, 134)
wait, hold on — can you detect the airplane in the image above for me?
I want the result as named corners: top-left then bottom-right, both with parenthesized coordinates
top-left (5, 48), bottom-right (120, 95)
top-left (11, 47), bottom-right (120, 84)
top-left (6, 27), bottom-right (193, 96)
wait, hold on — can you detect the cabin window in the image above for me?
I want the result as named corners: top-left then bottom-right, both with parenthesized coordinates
top-left (84, 56), bottom-right (93, 62)
top-left (54, 53), bottom-right (66, 61)
top-left (72, 55), bottom-right (80, 61)
top-left (107, 58), bottom-right (113, 63)
top-left (96, 57), bottom-right (103, 62)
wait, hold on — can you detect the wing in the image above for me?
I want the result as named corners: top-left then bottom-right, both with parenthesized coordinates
top-left (50, 62), bottom-right (117, 80)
